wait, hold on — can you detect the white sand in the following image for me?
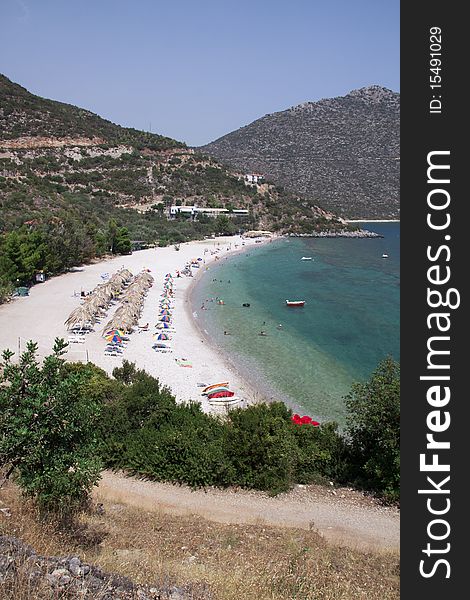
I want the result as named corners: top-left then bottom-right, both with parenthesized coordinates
top-left (0, 236), bottom-right (269, 412)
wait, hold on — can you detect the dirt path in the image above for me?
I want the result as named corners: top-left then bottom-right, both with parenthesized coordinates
top-left (96, 471), bottom-right (399, 552)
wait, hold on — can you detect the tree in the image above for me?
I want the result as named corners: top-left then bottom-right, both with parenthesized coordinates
top-left (215, 214), bottom-right (235, 235)
top-left (151, 202), bottom-right (165, 214)
top-left (114, 226), bottom-right (132, 254)
top-left (106, 218), bottom-right (119, 253)
top-left (106, 219), bottom-right (131, 254)
top-left (0, 275), bottom-right (14, 304)
top-left (0, 339), bottom-right (102, 515)
top-left (344, 357), bottom-right (400, 502)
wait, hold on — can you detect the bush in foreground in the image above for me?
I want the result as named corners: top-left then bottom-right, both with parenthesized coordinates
top-left (344, 357), bottom-right (400, 502)
top-left (97, 362), bottom-right (347, 495)
top-left (0, 340), bottom-right (102, 515)
top-left (1, 346), bottom-right (399, 506)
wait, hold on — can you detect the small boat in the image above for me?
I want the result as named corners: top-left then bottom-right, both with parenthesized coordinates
top-left (301, 257), bottom-right (313, 261)
top-left (208, 397), bottom-right (241, 406)
top-left (202, 382), bottom-right (229, 394)
top-left (242, 303), bottom-right (251, 307)
top-left (382, 253), bottom-right (389, 258)
top-left (286, 300), bottom-right (305, 307)
top-left (208, 390), bottom-right (235, 399)
top-left (202, 386), bottom-right (230, 396)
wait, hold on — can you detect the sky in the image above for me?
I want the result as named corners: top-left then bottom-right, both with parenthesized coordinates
top-left (0, 0), bottom-right (399, 146)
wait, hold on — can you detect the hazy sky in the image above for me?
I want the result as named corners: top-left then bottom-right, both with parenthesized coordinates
top-left (1, 0), bottom-right (399, 146)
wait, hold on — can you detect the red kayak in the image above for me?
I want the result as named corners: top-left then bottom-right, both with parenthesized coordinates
top-left (291, 413), bottom-right (320, 426)
top-left (208, 390), bottom-right (235, 399)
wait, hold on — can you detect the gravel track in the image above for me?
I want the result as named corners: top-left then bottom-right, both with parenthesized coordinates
top-left (96, 471), bottom-right (399, 552)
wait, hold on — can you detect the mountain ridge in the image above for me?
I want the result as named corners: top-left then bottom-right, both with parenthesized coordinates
top-left (199, 86), bottom-right (400, 219)
top-left (1, 72), bottom-right (347, 235)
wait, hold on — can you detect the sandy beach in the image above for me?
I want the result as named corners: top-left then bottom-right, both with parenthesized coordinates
top-left (0, 235), bottom-right (268, 412)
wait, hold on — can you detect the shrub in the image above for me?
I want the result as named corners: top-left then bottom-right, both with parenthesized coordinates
top-left (0, 340), bottom-right (102, 515)
top-left (223, 402), bottom-right (297, 494)
top-left (344, 357), bottom-right (400, 502)
top-left (293, 421), bottom-right (347, 484)
top-left (92, 359), bottom-right (399, 500)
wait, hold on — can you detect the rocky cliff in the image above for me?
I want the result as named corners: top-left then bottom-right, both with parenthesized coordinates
top-left (200, 86), bottom-right (400, 219)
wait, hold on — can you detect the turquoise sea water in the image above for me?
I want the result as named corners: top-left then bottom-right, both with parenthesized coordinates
top-left (191, 223), bottom-right (400, 426)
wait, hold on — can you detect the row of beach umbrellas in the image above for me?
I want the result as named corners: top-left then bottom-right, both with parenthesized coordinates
top-left (153, 273), bottom-right (174, 347)
top-left (102, 270), bottom-right (154, 335)
top-left (65, 268), bottom-right (133, 330)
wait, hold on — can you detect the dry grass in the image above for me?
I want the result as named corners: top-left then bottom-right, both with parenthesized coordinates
top-left (1, 482), bottom-right (399, 599)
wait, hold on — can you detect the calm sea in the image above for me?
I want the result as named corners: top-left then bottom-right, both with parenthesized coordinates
top-left (191, 223), bottom-right (400, 426)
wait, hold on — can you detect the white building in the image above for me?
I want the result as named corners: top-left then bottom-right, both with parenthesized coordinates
top-left (169, 205), bottom-right (249, 219)
top-left (244, 173), bottom-right (264, 184)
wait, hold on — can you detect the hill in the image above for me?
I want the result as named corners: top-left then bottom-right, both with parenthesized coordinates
top-left (0, 73), bottom-right (347, 236)
top-left (0, 74), bottom-right (361, 296)
top-left (200, 86), bottom-right (400, 219)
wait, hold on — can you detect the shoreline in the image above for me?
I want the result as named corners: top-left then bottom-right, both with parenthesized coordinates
top-left (185, 288), bottom-right (264, 408)
top-left (0, 235), bottom-right (271, 414)
top-left (184, 237), bottom-right (280, 409)
top-left (345, 219), bottom-right (400, 223)
top-left (186, 246), bottom-right (310, 415)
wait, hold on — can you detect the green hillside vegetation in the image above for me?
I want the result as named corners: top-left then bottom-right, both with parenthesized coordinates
top-left (1, 340), bottom-right (400, 515)
top-left (0, 74), bottom-right (182, 150)
top-left (0, 74), bottom-right (352, 299)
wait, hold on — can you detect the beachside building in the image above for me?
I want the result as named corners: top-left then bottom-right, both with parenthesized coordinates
top-left (169, 205), bottom-right (249, 220)
top-left (243, 230), bottom-right (273, 238)
top-left (244, 173), bottom-right (264, 184)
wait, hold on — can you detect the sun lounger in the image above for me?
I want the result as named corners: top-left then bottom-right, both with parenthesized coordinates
top-left (105, 347), bottom-right (123, 354)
